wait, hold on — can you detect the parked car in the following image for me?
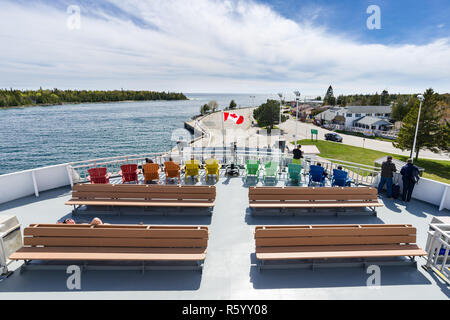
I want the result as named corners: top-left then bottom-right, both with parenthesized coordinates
top-left (325, 132), bottom-right (343, 142)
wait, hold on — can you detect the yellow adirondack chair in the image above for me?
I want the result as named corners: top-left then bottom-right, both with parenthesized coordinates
top-left (205, 159), bottom-right (219, 182)
top-left (185, 160), bottom-right (200, 183)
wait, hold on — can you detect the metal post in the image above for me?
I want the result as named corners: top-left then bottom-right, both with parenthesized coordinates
top-left (277, 93), bottom-right (283, 143)
top-left (411, 95), bottom-right (424, 162)
top-left (294, 91), bottom-right (301, 147)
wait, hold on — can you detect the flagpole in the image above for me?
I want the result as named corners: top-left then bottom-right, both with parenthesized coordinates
top-left (222, 109), bottom-right (225, 163)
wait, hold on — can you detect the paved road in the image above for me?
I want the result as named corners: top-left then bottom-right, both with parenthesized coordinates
top-left (189, 108), bottom-right (449, 161)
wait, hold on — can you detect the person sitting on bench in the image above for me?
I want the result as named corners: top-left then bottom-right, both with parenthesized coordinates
top-left (59, 217), bottom-right (104, 225)
top-left (316, 162), bottom-right (328, 178)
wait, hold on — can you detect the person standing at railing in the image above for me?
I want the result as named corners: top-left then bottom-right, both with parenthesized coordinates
top-left (400, 159), bottom-right (420, 202)
top-left (377, 156), bottom-right (397, 199)
top-left (292, 145), bottom-right (303, 165)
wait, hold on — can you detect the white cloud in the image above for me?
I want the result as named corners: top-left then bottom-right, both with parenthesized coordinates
top-left (0, 0), bottom-right (449, 95)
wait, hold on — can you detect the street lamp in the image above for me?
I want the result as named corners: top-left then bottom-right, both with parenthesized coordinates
top-left (294, 91), bottom-right (301, 147)
top-left (411, 94), bottom-right (424, 162)
top-left (277, 93), bottom-right (283, 141)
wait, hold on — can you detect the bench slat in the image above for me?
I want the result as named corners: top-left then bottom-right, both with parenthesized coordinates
top-left (255, 235), bottom-right (416, 247)
top-left (256, 249), bottom-right (427, 260)
top-left (255, 226), bottom-right (417, 238)
top-left (72, 191), bottom-right (215, 200)
top-left (29, 224), bottom-right (208, 230)
top-left (10, 247), bottom-right (206, 261)
top-left (249, 187), bottom-right (377, 195)
top-left (24, 227), bottom-right (209, 239)
top-left (24, 237), bottom-right (208, 248)
top-left (249, 202), bottom-right (382, 208)
top-left (256, 244), bottom-right (421, 253)
top-left (249, 194), bottom-right (377, 201)
top-left (65, 200), bottom-right (215, 207)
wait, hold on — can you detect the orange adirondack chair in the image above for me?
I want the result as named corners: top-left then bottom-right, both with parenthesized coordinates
top-left (143, 163), bottom-right (160, 184)
top-left (164, 161), bottom-right (181, 184)
top-left (119, 164), bottom-right (139, 184)
top-left (87, 167), bottom-right (111, 184)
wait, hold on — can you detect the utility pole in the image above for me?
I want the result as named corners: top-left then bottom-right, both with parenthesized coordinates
top-left (411, 95), bottom-right (424, 162)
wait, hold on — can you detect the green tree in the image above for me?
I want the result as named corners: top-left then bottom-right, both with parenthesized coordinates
top-left (253, 99), bottom-right (283, 130)
top-left (438, 121), bottom-right (450, 153)
top-left (207, 101), bottom-right (219, 112)
top-left (323, 85), bottom-right (334, 105)
top-left (200, 104), bottom-right (211, 115)
top-left (391, 95), bottom-right (416, 122)
top-left (336, 95), bottom-right (346, 107)
top-left (381, 90), bottom-right (390, 105)
top-left (229, 100), bottom-right (237, 109)
top-left (393, 89), bottom-right (443, 160)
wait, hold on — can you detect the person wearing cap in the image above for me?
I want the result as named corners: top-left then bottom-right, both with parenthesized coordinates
top-left (400, 158), bottom-right (420, 202)
top-left (377, 156), bottom-right (397, 198)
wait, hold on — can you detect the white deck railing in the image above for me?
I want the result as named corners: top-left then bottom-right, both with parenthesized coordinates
top-left (425, 224), bottom-right (450, 283)
top-left (1, 149), bottom-right (449, 211)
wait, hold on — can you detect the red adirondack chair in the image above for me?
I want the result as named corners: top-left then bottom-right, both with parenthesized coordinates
top-left (119, 164), bottom-right (139, 184)
top-left (87, 167), bottom-right (111, 184)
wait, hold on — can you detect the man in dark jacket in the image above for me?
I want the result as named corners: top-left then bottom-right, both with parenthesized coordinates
top-left (400, 159), bottom-right (420, 202)
top-left (377, 156), bottom-right (397, 198)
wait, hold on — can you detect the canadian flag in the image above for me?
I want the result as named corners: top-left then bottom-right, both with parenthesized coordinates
top-left (224, 112), bottom-right (244, 125)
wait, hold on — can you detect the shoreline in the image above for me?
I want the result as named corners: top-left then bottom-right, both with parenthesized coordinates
top-left (0, 98), bottom-right (190, 110)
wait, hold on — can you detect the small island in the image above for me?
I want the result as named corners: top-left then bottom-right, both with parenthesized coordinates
top-left (0, 88), bottom-right (188, 108)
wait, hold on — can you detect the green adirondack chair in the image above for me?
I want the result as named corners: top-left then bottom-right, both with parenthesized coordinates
top-left (263, 161), bottom-right (279, 184)
top-left (245, 159), bottom-right (260, 183)
top-left (288, 163), bottom-right (302, 185)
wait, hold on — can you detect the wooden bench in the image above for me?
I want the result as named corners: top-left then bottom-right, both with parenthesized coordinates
top-left (254, 224), bottom-right (427, 270)
top-left (65, 184), bottom-right (216, 212)
top-left (249, 186), bottom-right (383, 215)
top-left (9, 224), bottom-right (209, 271)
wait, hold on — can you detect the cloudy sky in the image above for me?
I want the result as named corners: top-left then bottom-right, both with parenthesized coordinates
top-left (0, 0), bottom-right (449, 96)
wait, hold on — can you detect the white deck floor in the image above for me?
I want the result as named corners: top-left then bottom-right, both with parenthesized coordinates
top-left (0, 170), bottom-right (449, 300)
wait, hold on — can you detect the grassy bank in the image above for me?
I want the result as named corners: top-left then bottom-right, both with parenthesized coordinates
top-left (295, 139), bottom-right (450, 184)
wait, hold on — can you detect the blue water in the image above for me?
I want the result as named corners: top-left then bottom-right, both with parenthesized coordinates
top-left (0, 93), bottom-right (276, 175)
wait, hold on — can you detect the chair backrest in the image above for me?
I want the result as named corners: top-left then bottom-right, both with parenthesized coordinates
top-left (288, 163), bottom-right (302, 175)
top-left (246, 160), bottom-right (260, 174)
top-left (249, 186), bottom-right (379, 203)
top-left (143, 163), bottom-right (160, 180)
top-left (120, 164), bottom-right (138, 182)
top-left (254, 224), bottom-right (417, 249)
top-left (332, 169), bottom-right (348, 186)
top-left (185, 160), bottom-right (200, 170)
top-left (205, 159), bottom-right (219, 170)
top-left (71, 184), bottom-right (216, 202)
top-left (88, 168), bottom-right (109, 184)
top-left (333, 169), bottom-right (348, 179)
top-left (88, 167), bottom-right (107, 177)
top-left (264, 161), bottom-right (278, 175)
top-left (164, 161), bottom-right (179, 171)
top-left (309, 165), bottom-right (324, 181)
top-left (23, 224), bottom-right (209, 250)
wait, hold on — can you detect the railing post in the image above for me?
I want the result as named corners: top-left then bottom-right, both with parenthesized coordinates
top-left (31, 171), bottom-right (39, 197)
top-left (66, 165), bottom-right (74, 187)
top-left (439, 186), bottom-right (449, 211)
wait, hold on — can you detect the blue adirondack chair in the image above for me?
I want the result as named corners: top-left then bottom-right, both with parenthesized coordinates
top-left (308, 165), bottom-right (325, 186)
top-left (331, 169), bottom-right (352, 187)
